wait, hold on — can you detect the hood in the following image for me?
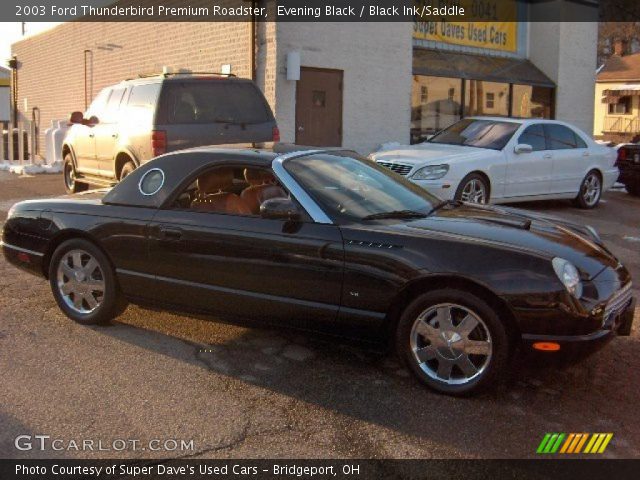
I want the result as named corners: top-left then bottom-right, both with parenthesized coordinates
top-left (371, 143), bottom-right (500, 167)
top-left (371, 203), bottom-right (620, 280)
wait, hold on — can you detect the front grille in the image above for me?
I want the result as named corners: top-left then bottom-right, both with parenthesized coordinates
top-left (603, 282), bottom-right (633, 328)
top-left (377, 161), bottom-right (413, 176)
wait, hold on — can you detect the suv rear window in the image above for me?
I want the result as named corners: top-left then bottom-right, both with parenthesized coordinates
top-left (157, 81), bottom-right (272, 125)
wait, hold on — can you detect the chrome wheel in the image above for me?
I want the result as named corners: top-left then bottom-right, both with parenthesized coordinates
top-left (64, 162), bottom-right (75, 190)
top-left (56, 249), bottom-right (105, 315)
top-left (460, 179), bottom-right (487, 204)
top-left (582, 173), bottom-right (601, 207)
top-left (409, 303), bottom-right (492, 385)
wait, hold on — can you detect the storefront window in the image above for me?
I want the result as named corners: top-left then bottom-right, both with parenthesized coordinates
top-left (411, 76), bottom-right (555, 142)
top-left (512, 84), bottom-right (553, 118)
top-left (411, 76), bottom-right (462, 144)
top-left (465, 80), bottom-right (510, 117)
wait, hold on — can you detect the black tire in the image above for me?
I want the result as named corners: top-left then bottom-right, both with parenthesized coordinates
top-left (119, 161), bottom-right (136, 180)
top-left (48, 239), bottom-right (126, 325)
top-left (625, 184), bottom-right (640, 197)
top-left (63, 154), bottom-right (88, 194)
top-left (454, 173), bottom-right (490, 204)
top-left (574, 170), bottom-right (602, 209)
top-left (396, 288), bottom-right (510, 396)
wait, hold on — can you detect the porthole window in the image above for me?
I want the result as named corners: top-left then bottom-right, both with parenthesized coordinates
top-left (139, 168), bottom-right (165, 196)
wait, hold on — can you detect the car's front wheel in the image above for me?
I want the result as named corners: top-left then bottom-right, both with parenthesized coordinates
top-left (396, 289), bottom-right (510, 396)
top-left (49, 239), bottom-right (126, 325)
top-left (574, 170), bottom-right (602, 209)
top-left (455, 173), bottom-right (489, 204)
top-left (63, 154), bottom-right (88, 194)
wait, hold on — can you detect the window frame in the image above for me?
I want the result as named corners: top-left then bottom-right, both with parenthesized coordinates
top-left (608, 96), bottom-right (632, 115)
top-left (543, 124), bottom-right (583, 151)
top-left (165, 163), bottom-right (311, 222)
top-left (517, 123), bottom-right (547, 152)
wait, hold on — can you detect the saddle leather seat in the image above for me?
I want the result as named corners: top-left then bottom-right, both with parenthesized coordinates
top-left (191, 168), bottom-right (252, 215)
top-left (240, 169), bottom-right (288, 214)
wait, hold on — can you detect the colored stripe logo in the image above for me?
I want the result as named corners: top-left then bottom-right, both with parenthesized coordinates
top-left (537, 433), bottom-right (613, 454)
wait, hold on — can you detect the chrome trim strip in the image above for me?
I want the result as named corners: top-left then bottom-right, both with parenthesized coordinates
top-left (0, 241), bottom-right (45, 257)
top-left (271, 151), bottom-right (333, 225)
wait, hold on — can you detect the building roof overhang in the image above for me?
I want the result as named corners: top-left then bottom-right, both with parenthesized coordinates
top-left (413, 48), bottom-right (555, 88)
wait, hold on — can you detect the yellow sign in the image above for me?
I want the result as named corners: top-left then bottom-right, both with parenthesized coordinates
top-left (413, 0), bottom-right (518, 53)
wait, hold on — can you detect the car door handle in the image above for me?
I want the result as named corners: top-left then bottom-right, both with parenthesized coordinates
top-left (88, 133), bottom-right (94, 138)
top-left (543, 153), bottom-right (552, 159)
top-left (582, 151), bottom-right (590, 157)
top-left (158, 227), bottom-right (183, 241)
top-left (111, 133), bottom-right (118, 138)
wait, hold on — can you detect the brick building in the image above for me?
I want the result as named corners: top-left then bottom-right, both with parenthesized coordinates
top-left (11, 5), bottom-right (598, 155)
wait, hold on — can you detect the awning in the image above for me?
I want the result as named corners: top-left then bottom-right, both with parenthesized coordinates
top-left (602, 85), bottom-right (640, 97)
top-left (413, 48), bottom-right (555, 88)
top-left (601, 84), bottom-right (640, 103)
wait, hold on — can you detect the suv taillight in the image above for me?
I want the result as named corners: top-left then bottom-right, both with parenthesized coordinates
top-left (272, 126), bottom-right (280, 143)
top-left (152, 130), bottom-right (167, 157)
top-left (616, 147), bottom-right (627, 166)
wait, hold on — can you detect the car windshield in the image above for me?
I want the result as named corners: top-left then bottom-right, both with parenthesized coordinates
top-left (428, 119), bottom-right (520, 150)
top-left (284, 152), bottom-right (440, 223)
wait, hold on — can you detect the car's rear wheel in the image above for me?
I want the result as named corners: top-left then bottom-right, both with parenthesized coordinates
top-left (49, 239), bottom-right (126, 325)
top-left (119, 161), bottom-right (136, 180)
top-left (625, 184), bottom-right (640, 197)
top-left (574, 170), bottom-right (602, 209)
top-left (396, 289), bottom-right (510, 396)
top-left (63, 154), bottom-right (88, 194)
top-left (455, 173), bottom-right (489, 204)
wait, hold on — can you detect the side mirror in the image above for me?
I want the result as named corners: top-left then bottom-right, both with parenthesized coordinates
top-left (260, 198), bottom-right (301, 221)
top-left (69, 111), bottom-right (84, 124)
top-left (86, 115), bottom-right (99, 126)
top-left (514, 143), bottom-right (533, 154)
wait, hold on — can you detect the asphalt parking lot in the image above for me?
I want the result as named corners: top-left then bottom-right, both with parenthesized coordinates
top-left (0, 171), bottom-right (638, 459)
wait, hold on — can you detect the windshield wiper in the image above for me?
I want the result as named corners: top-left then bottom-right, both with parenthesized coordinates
top-left (362, 210), bottom-right (427, 221)
top-left (427, 199), bottom-right (463, 216)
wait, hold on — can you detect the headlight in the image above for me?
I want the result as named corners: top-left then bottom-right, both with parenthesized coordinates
top-left (552, 257), bottom-right (583, 299)
top-left (412, 164), bottom-right (449, 180)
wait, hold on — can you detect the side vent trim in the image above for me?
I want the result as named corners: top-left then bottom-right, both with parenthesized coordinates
top-left (346, 239), bottom-right (402, 249)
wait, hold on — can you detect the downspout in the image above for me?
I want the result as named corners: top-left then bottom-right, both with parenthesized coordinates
top-left (84, 49), bottom-right (92, 110)
top-left (250, 0), bottom-right (257, 81)
top-left (9, 56), bottom-right (18, 125)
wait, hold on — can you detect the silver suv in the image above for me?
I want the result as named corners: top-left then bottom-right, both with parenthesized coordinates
top-left (62, 73), bottom-right (278, 193)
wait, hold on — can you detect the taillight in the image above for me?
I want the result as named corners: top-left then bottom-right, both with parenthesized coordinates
top-left (616, 147), bottom-right (627, 166)
top-left (272, 126), bottom-right (280, 143)
top-left (152, 130), bottom-right (167, 157)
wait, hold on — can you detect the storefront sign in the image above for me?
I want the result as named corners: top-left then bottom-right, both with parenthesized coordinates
top-left (413, 0), bottom-right (518, 53)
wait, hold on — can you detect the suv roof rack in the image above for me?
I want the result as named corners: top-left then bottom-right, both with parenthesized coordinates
top-left (129, 72), bottom-right (237, 80)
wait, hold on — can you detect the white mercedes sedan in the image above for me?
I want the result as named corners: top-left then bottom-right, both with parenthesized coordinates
top-left (370, 117), bottom-right (618, 208)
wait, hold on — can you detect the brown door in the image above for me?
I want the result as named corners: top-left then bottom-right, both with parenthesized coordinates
top-left (295, 67), bottom-right (343, 147)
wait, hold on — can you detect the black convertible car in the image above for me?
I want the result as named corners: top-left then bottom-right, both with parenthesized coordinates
top-left (2, 148), bottom-right (635, 395)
